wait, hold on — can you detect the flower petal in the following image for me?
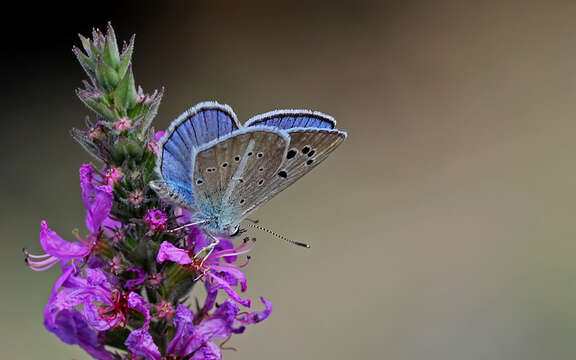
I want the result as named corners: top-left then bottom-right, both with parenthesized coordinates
top-left (79, 163), bottom-right (96, 209)
top-left (86, 185), bottom-right (114, 232)
top-left (46, 309), bottom-right (114, 360)
top-left (210, 265), bottom-right (247, 292)
top-left (202, 282), bottom-right (218, 313)
top-left (157, 241), bottom-right (193, 264)
top-left (82, 301), bottom-right (116, 331)
top-left (125, 267), bottom-right (146, 289)
top-left (128, 292), bottom-right (151, 328)
top-left (125, 328), bottom-right (161, 360)
top-left (207, 273), bottom-right (251, 307)
top-left (85, 268), bottom-right (108, 287)
top-left (190, 341), bottom-right (222, 360)
top-left (167, 304), bottom-right (195, 357)
top-left (183, 301), bottom-right (239, 355)
top-left (40, 221), bottom-right (89, 259)
top-left (238, 297), bottom-right (273, 325)
top-left (153, 130), bottom-right (166, 142)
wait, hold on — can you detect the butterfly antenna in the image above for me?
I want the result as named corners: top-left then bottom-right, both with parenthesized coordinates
top-left (243, 223), bottom-right (310, 248)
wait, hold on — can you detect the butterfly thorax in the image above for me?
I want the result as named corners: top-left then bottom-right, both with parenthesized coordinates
top-left (193, 205), bottom-right (239, 237)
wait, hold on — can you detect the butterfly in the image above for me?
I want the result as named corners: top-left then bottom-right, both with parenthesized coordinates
top-left (150, 101), bottom-right (347, 247)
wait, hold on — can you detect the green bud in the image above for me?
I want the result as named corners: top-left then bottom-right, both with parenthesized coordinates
top-left (72, 46), bottom-right (96, 81)
top-left (117, 35), bottom-right (135, 78)
top-left (69, 128), bottom-right (106, 162)
top-left (103, 23), bottom-right (120, 69)
top-left (112, 140), bottom-right (142, 165)
top-left (113, 66), bottom-right (137, 111)
top-left (95, 59), bottom-right (120, 92)
top-left (141, 88), bottom-right (164, 132)
top-left (76, 89), bottom-right (117, 120)
top-left (78, 34), bottom-right (93, 58)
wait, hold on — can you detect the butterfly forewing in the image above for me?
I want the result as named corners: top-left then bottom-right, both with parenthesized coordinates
top-left (192, 128), bottom-right (289, 223)
top-left (156, 102), bottom-right (241, 210)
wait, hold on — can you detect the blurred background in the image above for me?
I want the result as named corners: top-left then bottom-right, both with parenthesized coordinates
top-left (3, 0), bottom-right (576, 359)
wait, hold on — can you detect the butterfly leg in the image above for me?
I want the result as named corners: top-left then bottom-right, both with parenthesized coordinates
top-left (168, 220), bottom-right (209, 233)
top-left (195, 232), bottom-right (220, 266)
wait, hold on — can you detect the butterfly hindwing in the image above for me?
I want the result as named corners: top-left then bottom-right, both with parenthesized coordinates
top-left (192, 127), bottom-right (289, 223)
top-left (236, 128), bottom-right (347, 219)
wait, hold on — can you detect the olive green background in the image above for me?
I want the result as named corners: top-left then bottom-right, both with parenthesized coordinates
top-left (3, 1), bottom-right (576, 359)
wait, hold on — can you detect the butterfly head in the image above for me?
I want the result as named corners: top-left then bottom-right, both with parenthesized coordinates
top-left (198, 215), bottom-right (241, 238)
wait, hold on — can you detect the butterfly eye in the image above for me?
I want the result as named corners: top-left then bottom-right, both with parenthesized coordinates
top-left (230, 225), bottom-right (240, 237)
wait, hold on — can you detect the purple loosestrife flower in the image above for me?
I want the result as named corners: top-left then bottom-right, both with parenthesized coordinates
top-left (104, 166), bottom-right (124, 187)
top-left (26, 164), bottom-right (116, 271)
top-left (156, 231), bottom-right (254, 307)
top-left (30, 25), bottom-right (275, 359)
top-left (147, 130), bottom-right (165, 154)
top-left (164, 297), bottom-right (272, 360)
top-left (45, 266), bottom-right (160, 357)
top-left (125, 266), bottom-right (147, 289)
top-left (145, 209), bottom-right (168, 233)
top-left (43, 266), bottom-right (115, 360)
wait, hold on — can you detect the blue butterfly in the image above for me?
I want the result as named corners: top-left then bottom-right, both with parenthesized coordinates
top-left (150, 101), bottom-right (347, 247)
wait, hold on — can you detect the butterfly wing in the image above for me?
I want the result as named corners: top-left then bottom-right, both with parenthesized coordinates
top-left (244, 109), bottom-right (336, 130)
top-left (237, 127), bottom-right (346, 219)
top-left (154, 101), bottom-right (241, 210)
top-left (191, 127), bottom-right (289, 224)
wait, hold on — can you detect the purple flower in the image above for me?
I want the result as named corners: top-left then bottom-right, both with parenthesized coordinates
top-left (147, 130), bottom-right (165, 154)
top-left (104, 166), bottom-right (123, 187)
top-left (144, 209), bottom-right (168, 233)
top-left (154, 299), bottom-right (175, 321)
top-left (44, 266), bottom-right (158, 357)
top-left (165, 297), bottom-right (272, 359)
top-left (47, 309), bottom-right (114, 360)
top-left (26, 164), bottom-right (118, 271)
top-left (125, 266), bottom-right (146, 289)
top-left (156, 237), bottom-right (254, 307)
top-left (113, 116), bottom-right (133, 131)
top-left (80, 164), bottom-right (116, 232)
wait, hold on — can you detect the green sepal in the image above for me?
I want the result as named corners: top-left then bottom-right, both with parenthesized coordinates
top-left (96, 59), bottom-right (120, 92)
top-left (113, 66), bottom-right (137, 111)
top-left (78, 34), bottom-right (93, 58)
top-left (112, 139), bottom-right (142, 165)
top-left (103, 23), bottom-right (120, 69)
top-left (76, 89), bottom-right (117, 120)
top-left (69, 127), bottom-right (106, 162)
top-left (72, 47), bottom-right (96, 81)
top-left (141, 88), bottom-right (164, 132)
top-left (117, 35), bottom-right (135, 78)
